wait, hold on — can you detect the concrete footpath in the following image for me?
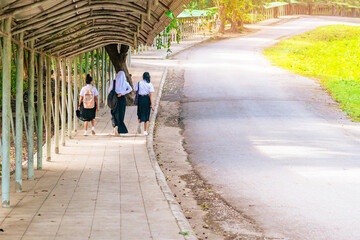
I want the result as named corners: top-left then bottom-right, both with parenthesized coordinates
top-left (0, 37), bottom-right (206, 239)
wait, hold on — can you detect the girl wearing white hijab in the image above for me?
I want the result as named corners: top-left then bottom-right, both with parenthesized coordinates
top-left (109, 71), bottom-right (132, 135)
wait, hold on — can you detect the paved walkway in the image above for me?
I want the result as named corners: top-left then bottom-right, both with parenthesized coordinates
top-left (0, 62), bottom-right (186, 239)
top-left (131, 36), bottom-right (208, 60)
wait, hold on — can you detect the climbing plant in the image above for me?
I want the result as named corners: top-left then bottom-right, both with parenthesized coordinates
top-left (156, 11), bottom-right (182, 57)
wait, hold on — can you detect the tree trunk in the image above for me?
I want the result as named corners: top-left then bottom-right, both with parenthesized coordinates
top-left (308, 3), bottom-right (312, 15)
top-left (351, 8), bottom-right (356, 17)
top-left (237, 19), bottom-right (243, 29)
top-left (274, 7), bottom-right (279, 18)
top-left (105, 44), bottom-right (134, 104)
top-left (198, 0), bottom-right (203, 10)
top-left (218, 3), bottom-right (226, 34)
top-left (288, 4), bottom-right (293, 15)
top-left (230, 10), bottom-right (238, 33)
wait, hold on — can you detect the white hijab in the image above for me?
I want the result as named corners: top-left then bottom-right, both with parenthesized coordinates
top-left (109, 71), bottom-right (128, 94)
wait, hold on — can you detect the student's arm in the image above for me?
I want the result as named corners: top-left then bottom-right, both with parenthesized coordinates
top-left (133, 82), bottom-right (138, 94)
top-left (149, 92), bottom-right (154, 111)
top-left (78, 96), bottom-right (84, 108)
top-left (95, 96), bottom-right (99, 112)
top-left (149, 83), bottom-right (155, 111)
top-left (124, 82), bottom-right (133, 95)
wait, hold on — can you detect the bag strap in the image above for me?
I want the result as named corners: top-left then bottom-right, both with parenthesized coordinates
top-left (111, 79), bottom-right (116, 93)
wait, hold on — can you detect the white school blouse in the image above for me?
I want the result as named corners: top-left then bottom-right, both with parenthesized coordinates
top-left (134, 80), bottom-right (154, 95)
top-left (108, 79), bottom-right (132, 95)
top-left (80, 84), bottom-right (99, 97)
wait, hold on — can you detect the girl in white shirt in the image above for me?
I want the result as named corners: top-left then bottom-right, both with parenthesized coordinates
top-left (78, 74), bottom-right (99, 136)
top-left (133, 72), bottom-right (154, 136)
top-left (108, 71), bottom-right (132, 135)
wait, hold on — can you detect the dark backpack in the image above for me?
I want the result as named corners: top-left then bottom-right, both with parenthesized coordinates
top-left (107, 79), bottom-right (117, 109)
top-left (134, 82), bottom-right (140, 105)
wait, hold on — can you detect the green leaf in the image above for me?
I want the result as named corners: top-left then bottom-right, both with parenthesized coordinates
top-left (165, 11), bottom-right (174, 19)
top-left (179, 231), bottom-right (189, 236)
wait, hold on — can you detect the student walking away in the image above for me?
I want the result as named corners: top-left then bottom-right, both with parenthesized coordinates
top-left (134, 72), bottom-right (154, 136)
top-left (109, 71), bottom-right (132, 136)
top-left (78, 74), bottom-right (99, 136)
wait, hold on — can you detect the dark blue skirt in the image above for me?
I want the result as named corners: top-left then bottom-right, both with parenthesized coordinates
top-left (137, 95), bottom-right (151, 122)
top-left (78, 102), bottom-right (96, 122)
top-left (111, 96), bottom-right (128, 133)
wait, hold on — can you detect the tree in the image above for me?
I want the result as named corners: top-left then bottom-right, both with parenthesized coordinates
top-left (218, 0), bottom-right (265, 33)
top-left (105, 44), bottom-right (133, 103)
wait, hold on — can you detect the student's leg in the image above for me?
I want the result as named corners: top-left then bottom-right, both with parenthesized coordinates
top-left (144, 121), bottom-right (148, 131)
top-left (137, 119), bottom-right (142, 134)
top-left (144, 121), bottom-right (149, 136)
top-left (91, 119), bottom-right (95, 135)
top-left (118, 97), bottom-right (128, 133)
top-left (84, 121), bottom-right (88, 135)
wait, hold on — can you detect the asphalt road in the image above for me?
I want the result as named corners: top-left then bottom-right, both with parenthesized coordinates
top-left (180, 16), bottom-right (360, 240)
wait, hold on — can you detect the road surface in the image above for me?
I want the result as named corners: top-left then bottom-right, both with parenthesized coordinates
top-left (180, 16), bottom-right (360, 240)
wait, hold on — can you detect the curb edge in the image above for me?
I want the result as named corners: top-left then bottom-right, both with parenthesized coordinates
top-left (146, 67), bottom-right (197, 240)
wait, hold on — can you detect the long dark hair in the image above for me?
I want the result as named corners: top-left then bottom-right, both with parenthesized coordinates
top-left (86, 74), bottom-right (92, 84)
top-left (143, 72), bottom-right (150, 83)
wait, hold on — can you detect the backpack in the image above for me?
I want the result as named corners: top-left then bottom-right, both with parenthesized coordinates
top-left (107, 79), bottom-right (117, 110)
top-left (83, 86), bottom-right (95, 109)
top-left (134, 82), bottom-right (140, 106)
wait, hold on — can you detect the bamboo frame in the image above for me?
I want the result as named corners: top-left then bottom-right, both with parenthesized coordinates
top-left (61, 59), bottom-right (67, 146)
top-left (15, 3), bottom-right (152, 34)
top-left (54, 58), bottom-right (60, 154)
top-left (15, 33), bottom-right (24, 191)
top-left (96, 48), bottom-right (100, 100)
top-left (67, 58), bottom-right (73, 139)
top-left (2, 17), bottom-right (12, 207)
top-left (37, 53), bottom-right (44, 169)
top-left (73, 55), bottom-right (78, 132)
top-left (46, 56), bottom-right (52, 162)
top-left (27, 40), bottom-right (35, 180)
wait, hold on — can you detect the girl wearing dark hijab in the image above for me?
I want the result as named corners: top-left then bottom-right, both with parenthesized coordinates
top-left (134, 72), bottom-right (154, 136)
top-left (78, 74), bottom-right (99, 136)
top-left (108, 71), bottom-right (132, 136)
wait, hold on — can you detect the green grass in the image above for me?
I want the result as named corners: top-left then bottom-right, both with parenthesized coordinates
top-left (264, 25), bottom-right (360, 121)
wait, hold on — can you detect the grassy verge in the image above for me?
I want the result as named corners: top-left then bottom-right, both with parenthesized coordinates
top-left (264, 24), bottom-right (360, 121)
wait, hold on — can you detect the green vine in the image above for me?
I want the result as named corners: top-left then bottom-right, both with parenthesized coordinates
top-left (156, 11), bottom-right (182, 58)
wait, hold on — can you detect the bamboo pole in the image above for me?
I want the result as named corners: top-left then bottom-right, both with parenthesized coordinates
top-left (73, 55), bottom-right (78, 132)
top-left (147, 0), bottom-right (152, 21)
top-left (85, 52), bottom-right (89, 76)
top-left (46, 56), bottom-right (51, 162)
top-left (91, 50), bottom-right (95, 79)
top-left (102, 47), bottom-right (105, 104)
top-left (96, 48), bottom-right (100, 101)
top-left (27, 40), bottom-right (35, 180)
top-left (67, 58), bottom-right (73, 139)
top-left (54, 58), bottom-right (60, 153)
top-left (79, 54), bottom-right (83, 127)
top-left (104, 50), bottom-right (108, 102)
top-left (80, 53), bottom-right (84, 86)
top-left (105, 52), bottom-right (109, 100)
top-left (2, 17), bottom-right (12, 207)
top-left (37, 53), bottom-right (44, 169)
top-left (61, 59), bottom-right (67, 146)
top-left (15, 33), bottom-right (24, 191)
